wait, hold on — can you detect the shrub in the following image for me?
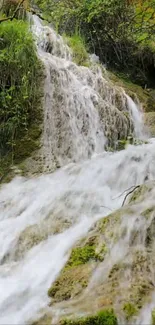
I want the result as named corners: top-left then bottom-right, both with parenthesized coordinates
top-left (0, 19), bottom-right (43, 158)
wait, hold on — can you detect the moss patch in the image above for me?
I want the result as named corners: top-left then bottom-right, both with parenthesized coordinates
top-left (66, 245), bottom-right (100, 268)
top-left (123, 302), bottom-right (138, 320)
top-left (61, 309), bottom-right (118, 325)
top-left (48, 264), bottom-right (93, 302)
top-left (152, 309), bottom-right (155, 325)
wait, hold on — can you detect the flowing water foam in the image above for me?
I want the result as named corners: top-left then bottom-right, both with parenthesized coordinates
top-left (0, 17), bottom-right (154, 324)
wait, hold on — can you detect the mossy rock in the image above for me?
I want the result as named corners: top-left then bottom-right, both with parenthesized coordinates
top-left (97, 209), bottom-right (122, 241)
top-left (48, 264), bottom-right (93, 302)
top-left (107, 71), bottom-right (149, 108)
top-left (129, 182), bottom-right (154, 204)
top-left (152, 309), bottom-right (155, 325)
top-left (144, 112), bottom-right (155, 136)
top-left (60, 309), bottom-right (118, 325)
top-left (123, 302), bottom-right (138, 320)
top-left (32, 314), bottom-right (52, 325)
top-left (65, 244), bottom-right (102, 268)
top-left (7, 217), bottom-right (72, 262)
top-left (116, 139), bottom-right (127, 151)
top-left (145, 90), bottom-right (155, 112)
top-left (48, 232), bottom-right (109, 303)
top-left (0, 123), bottom-right (43, 183)
top-left (46, 193), bottom-right (155, 320)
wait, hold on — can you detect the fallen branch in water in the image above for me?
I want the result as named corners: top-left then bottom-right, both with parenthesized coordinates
top-left (122, 185), bottom-right (140, 206)
top-left (112, 185), bottom-right (137, 200)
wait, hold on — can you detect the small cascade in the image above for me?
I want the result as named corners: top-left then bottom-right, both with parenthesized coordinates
top-left (126, 94), bottom-right (145, 139)
top-left (31, 16), bottom-right (143, 172)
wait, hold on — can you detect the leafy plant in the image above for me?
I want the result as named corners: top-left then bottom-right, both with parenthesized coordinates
top-left (65, 34), bottom-right (89, 66)
top-left (33, 0), bottom-right (155, 87)
top-left (0, 19), bottom-right (43, 159)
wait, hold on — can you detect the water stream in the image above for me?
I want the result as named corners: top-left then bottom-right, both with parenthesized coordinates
top-left (0, 16), bottom-right (154, 324)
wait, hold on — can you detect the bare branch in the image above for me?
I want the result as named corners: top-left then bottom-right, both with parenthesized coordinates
top-left (0, 0), bottom-right (25, 24)
top-left (112, 185), bottom-right (137, 200)
top-left (122, 185), bottom-right (140, 207)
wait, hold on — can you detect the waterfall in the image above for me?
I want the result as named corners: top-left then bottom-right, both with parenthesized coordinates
top-left (0, 16), bottom-right (154, 325)
top-left (31, 16), bottom-right (143, 172)
top-left (126, 94), bottom-right (145, 139)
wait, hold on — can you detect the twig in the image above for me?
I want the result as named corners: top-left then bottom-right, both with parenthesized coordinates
top-left (122, 185), bottom-right (140, 207)
top-left (100, 205), bottom-right (112, 211)
top-left (0, 0), bottom-right (25, 24)
top-left (112, 185), bottom-right (136, 200)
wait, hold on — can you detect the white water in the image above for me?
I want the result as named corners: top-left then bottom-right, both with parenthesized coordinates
top-left (126, 94), bottom-right (145, 139)
top-left (0, 16), bottom-right (154, 325)
top-left (31, 15), bottom-right (144, 171)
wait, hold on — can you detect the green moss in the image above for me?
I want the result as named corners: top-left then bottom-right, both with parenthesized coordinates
top-left (152, 309), bottom-right (155, 325)
top-left (61, 309), bottom-right (117, 325)
top-left (123, 302), bottom-right (138, 320)
top-left (66, 244), bottom-right (99, 268)
top-left (48, 264), bottom-right (92, 301)
top-left (117, 139), bottom-right (127, 151)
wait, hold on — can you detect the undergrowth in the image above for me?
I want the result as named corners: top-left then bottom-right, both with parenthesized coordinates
top-left (64, 34), bottom-right (89, 66)
top-left (0, 19), bottom-right (43, 176)
top-left (61, 309), bottom-right (118, 325)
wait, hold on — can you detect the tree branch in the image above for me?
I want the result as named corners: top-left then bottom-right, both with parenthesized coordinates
top-left (0, 0), bottom-right (25, 24)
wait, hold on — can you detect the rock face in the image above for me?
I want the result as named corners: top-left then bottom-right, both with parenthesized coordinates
top-left (144, 112), bottom-right (155, 137)
top-left (31, 182), bottom-right (155, 324)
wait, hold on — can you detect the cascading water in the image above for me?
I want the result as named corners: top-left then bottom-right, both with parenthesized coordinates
top-left (0, 16), bottom-right (154, 325)
top-left (31, 15), bottom-right (144, 172)
top-left (126, 94), bottom-right (145, 139)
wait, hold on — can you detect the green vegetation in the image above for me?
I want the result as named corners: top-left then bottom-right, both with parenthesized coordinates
top-left (48, 264), bottom-right (91, 301)
top-left (48, 239), bottom-right (108, 301)
top-left (152, 309), bottom-right (155, 325)
top-left (123, 302), bottom-right (138, 320)
top-left (66, 244), bottom-right (100, 268)
top-left (0, 19), bottom-right (43, 177)
top-left (34, 0), bottom-right (155, 88)
top-left (65, 34), bottom-right (89, 66)
top-left (61, 309), bottom-right (118, 325)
